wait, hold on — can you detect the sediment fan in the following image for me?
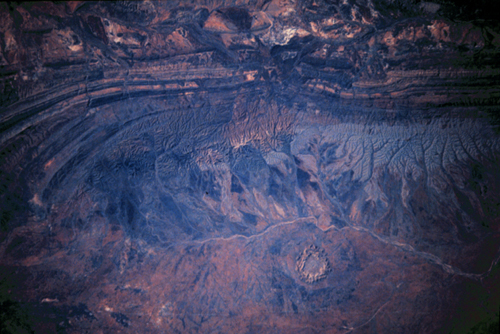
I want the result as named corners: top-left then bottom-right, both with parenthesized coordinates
top-left (0, 1), bottom-right (499, 333)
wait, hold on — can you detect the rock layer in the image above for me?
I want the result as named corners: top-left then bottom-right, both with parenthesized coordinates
top-left (1, 1), bottom-right (500, 333)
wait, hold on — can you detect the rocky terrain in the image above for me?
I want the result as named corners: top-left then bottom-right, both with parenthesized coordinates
top-left (1, 1), bottom-right (500, 333)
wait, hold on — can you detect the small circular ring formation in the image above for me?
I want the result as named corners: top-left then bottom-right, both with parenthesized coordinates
top-left (296, 244), bottom-right (331, 284)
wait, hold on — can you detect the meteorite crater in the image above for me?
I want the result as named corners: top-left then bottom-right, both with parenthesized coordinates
top-left (296, 244), bottom-right (332, 284)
